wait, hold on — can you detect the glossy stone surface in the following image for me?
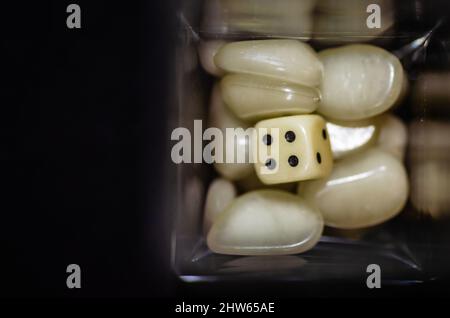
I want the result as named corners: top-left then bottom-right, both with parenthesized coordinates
top-left (203, 178), bottom-right (237, 234)
top-left (318, 45), bottom-right (405, 120)
top-left (208, 83), bottom-right (254, 180)
top-left (298, 148), bottom-right (408, 229)
top-left (326, 117), bottom-right (378, 159)
top-left (221, 74), bottom-right (319, 121)
top-left (207, 190), bottom-right (323, 255)
top-left (327, 114), bottom-right (407, 160)
top-left (377, 114), bottom-right (407, 161)
top-left (198, 40), bottom-right (227, 77)
top-left (215, 40), bottom-right (323, 87)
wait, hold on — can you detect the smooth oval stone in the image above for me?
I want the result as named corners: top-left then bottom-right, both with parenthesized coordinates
top-left (207, 190), bottom-right (323, 255)
top-left (328, 114), bottom-right (406, 160)
top-left (215, 40), bottom-right (323, 87)
top-left (326, 117), bottom-right (378, 159)
top-left (318, 45), bottom-right (406, 120)
top-left (198, 40), bottom-right (227, 77)
top-left (376, 114), bottom-right (407, 161)
top-left (221, 74), bottom-right (319, 120)
top-left (298, 148), bottom-right (408, 229)
top-left (208, 83), bottom-right (254, 180)
top-left (203, 178), bottom-right (237, 234)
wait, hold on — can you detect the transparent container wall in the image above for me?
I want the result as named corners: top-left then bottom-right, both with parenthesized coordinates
top-left (171, 0), bottom-right (450, 283)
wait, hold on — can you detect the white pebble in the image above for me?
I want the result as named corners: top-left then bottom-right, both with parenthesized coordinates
top-left (221, 74), bottom-right (319, 120)
top-left (203, 178), bottom-right (237, 234)
top-left (377, 114), bottom-right (408, 161)
top-left (318, 44), bottom-right (406, 120)
top-left (207, 190), bottom-right (323, 255)
top-left (208, 83), bottom-right (254, 180)
top-left (298, 148), bottom-right (408, 229)
top-left (198, 40), bottom-right (227, 77)
top-left (326, 117), bottom-right (378, 159)
top-left (215, 40), bottom-right (323, 87)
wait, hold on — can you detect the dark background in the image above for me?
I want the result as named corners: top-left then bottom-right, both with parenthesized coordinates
top-left (1, 1), bottom-right (175, 298)
top-left (2, 0), bottom-right (450, 302)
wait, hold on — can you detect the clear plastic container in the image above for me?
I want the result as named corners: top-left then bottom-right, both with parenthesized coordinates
top-left (170, 0), bottom-right (450, 284)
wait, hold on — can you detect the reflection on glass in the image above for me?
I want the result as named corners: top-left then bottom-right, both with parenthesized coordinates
top-left (409, 120), bottom-right (450, 219)
top-left (201, 0), bottom-right (315, 38)
top-left (313, 0), bottom-right (394, 43)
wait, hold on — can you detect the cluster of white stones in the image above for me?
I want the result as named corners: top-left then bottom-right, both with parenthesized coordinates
top-left (198, 38), bottom-right (409, 256)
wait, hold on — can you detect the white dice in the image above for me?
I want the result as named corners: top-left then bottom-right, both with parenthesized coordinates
top-left (254, 115), bottom-right (333, 185)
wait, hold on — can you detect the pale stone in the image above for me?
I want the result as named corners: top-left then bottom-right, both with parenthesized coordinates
top-left (326, 117), bottom-right (378, 159)
top-left (198, 40), bottom-right (227, 77)
top-left (318, 45), bottom-right (406, 120)
top-left (215, 40), bottom-right (323, 87)
top-left (203, 178), bottom-right (237, 234)
top-left (298, 148), bottom-right (408, 229)
top-left (207, 190), bottom-right (323, 255)
top-left (377, 114), bottom-right (407, 161)
top-left (221, 74), bottom-right (319, 121)
top-left (208, 83), bottom-right (254, 181)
